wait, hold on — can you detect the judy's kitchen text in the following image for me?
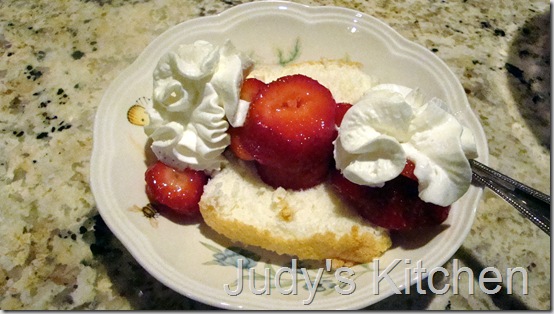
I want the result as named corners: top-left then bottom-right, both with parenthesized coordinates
top-left (223, 258), bottom-right (529, 305)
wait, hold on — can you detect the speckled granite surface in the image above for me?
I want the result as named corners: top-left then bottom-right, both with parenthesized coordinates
top-left (0, 0), bottom-right (550, 310)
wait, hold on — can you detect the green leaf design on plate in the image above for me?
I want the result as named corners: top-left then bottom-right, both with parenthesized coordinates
top-left (200, 241), bottom-right (222, 253)
top-left (201, 241), bottom-right (376, 294)
top-left (228, 246), bottom-right (261, 262)
top-left (201, 241), bottom-right (259, 268)
top-left (277, 38), bottom-right (301, 66)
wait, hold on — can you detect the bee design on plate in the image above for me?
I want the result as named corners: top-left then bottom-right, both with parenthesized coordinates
top-left (127, 97), bottom-right (151, 126)
top-left (129, 203), bottom-right (159, 228)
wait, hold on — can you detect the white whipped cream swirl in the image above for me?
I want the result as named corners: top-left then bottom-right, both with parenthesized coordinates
top-left (144, 40), bottom-right (253, 172)
top-left (334, 84), bottom-right (478, 206)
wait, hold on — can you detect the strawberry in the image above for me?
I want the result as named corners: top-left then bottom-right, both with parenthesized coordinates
top-left (256, 160), bottom-right (331, 190)
top-left (335, 102), bottom-right (352, 126)
top-left (145, 161), bottom-right (208, 216)
top-left (329, 169), bottom-right (450, 230)
top-left (235, 75), bottom-right (337, 189)
top-left (240, 75), bottom-right (337, 167)
top-left (229, 78), bottom-right (266, 161)
top-left (240, 78), bottom-right (266, 102)
top-left (228, 126), bottom-right (254, 161)
top-left (400, 160), bottom-right (418, 181)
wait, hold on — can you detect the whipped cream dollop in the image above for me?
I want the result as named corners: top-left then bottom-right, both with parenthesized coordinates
top-left (144, 40), bottom-right (253, 172)
top-left (334, 84), bottom-right (478, 206)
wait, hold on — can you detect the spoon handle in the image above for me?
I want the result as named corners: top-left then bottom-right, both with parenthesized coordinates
top-left (470, 159), bottom-right (550, 236)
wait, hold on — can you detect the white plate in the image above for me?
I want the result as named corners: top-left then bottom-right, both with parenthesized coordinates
top-left (90, 1), bottom-right (488, 310)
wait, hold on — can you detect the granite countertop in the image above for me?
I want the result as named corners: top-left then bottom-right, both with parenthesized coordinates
top-left (0, 0), bottom-right (550, 310)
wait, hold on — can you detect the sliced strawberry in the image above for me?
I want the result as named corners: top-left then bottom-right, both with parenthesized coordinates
top-left (237, 74), bottom-right (337, 190)
top-left (240, 78), bottom-right (266, 102)
top-left (240, 74), bottom-right (337, 168)
top-left (256, 160), bottom-right (331, 190)
top-left (335, 102), bottom-right (352, 126)
top-left (145, 161), bottom-right (208, 216)
top-left (228, 126), bottom-right (254, 161)
top-left (228, 78), bottom-right (267, 161)
top-left (400, 160), bottom-right (418, 181)
top-left (329, 169), bottom-right (450, 230)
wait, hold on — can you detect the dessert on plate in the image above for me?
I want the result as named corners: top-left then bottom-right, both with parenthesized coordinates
top-left (140, 40), bottom-right (477, 266)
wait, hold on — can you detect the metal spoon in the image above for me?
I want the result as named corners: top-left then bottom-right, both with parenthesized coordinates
top-left (470, 159), bottom-right (550, 235)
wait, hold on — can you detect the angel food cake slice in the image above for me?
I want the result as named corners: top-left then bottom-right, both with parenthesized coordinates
top-left (200, 153), bottom-right (392, 264)
top-left (199, 59), bottom-right (392, 264)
